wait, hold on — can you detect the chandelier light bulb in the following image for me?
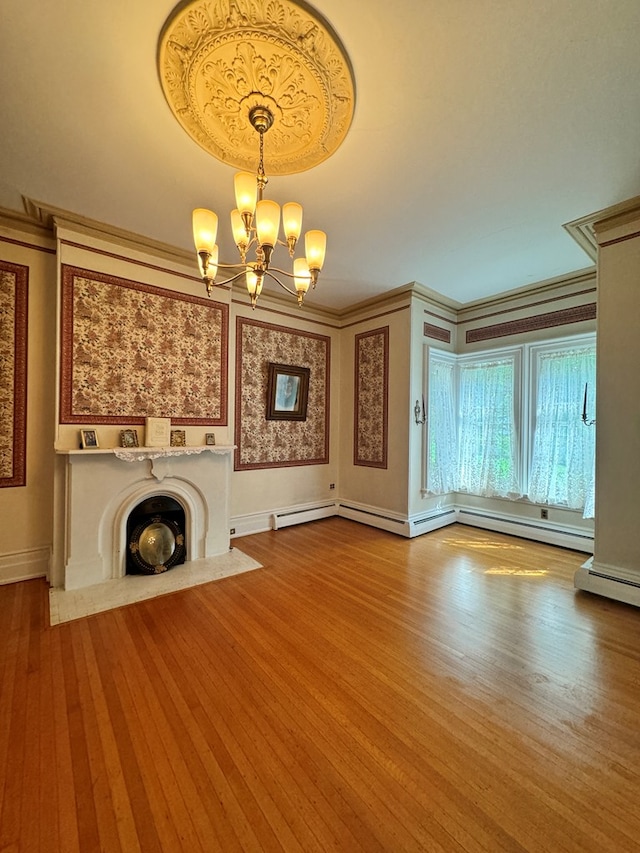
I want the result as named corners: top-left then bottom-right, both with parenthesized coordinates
top-left (245, 265), bottom-right (259, 294)
top-left (294, 257), bottom-right (310, 293)
top-left (231, 208), bottom-right (249, 252)
top-left (207, 244), bottom-right (219, 280)
top-left (234, 171), bottom-right (257, 216)
top-left (192, 208), bottom-right (218, 253)
top-left (305, 229), bottom-right (327, 271)
top-left (283, 202), bottom-right (303, 238)
top-left (255, 199), bottom-right (280, 248)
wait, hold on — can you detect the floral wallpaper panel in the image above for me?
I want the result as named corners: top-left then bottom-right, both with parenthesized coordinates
top-left (60, 266), bottom-right (228, 425)
top-left (0, 261), bottom-right (28, 487)
top-left (235, 318), bottom-right (330, 470)
top-left (354, 326), bottom-right (389, 468)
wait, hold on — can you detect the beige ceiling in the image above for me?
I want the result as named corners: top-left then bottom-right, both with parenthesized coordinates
top-left (1, 0), bottom-right (640, 311)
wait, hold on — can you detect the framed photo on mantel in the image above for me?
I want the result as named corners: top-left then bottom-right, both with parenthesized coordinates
top-left (145, 417), bottom-right (171, 447)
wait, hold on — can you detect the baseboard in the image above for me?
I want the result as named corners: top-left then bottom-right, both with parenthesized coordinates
top-left (232, 498), bottom-right (594, 554)
top-left (338, 502), bottom-right (411, 536)
top-left (456, 507), bottom-right (594, 553)
top-left (231, 501), bottom-right (338, 538)
top-left (0, 547), bottom-right (50, 585)
top-left (272, 502), bottom-right (338, 530)
top-left (575, 561), bottom-right (640, 607)
top-left (407, 508), bottom-right (458, 537)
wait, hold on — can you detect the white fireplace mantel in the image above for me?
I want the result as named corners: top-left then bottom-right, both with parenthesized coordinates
top-left (53, 445), bottom-right (235, 590)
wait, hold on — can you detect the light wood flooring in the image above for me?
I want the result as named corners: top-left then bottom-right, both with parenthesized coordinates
top-left (2, 519), bottom-right (640, 852)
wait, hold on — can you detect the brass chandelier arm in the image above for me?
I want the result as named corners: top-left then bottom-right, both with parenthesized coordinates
top-left (210, 261), bottom-right (314, 285)
top-left (209, 264), bottom-right (314, 290)
top-left (204, 261), bottom-right (314, 307)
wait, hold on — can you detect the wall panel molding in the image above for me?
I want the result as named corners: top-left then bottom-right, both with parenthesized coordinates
top-left (235, 317), bottom-right (330, 470)
top-left (0, 260), bottom-right (28, 487)
top-left (59, 265), bottom-right (228, 425)
top-left (354, 326), bottom-right (389, 468)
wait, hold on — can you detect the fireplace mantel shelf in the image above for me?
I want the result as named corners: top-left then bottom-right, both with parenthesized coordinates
top-left (57, 445), bottom-right (235, 460)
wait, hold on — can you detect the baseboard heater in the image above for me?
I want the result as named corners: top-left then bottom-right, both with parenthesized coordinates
top-left (339, 504), bottom-right (407, 526)
top-left (272, 503), bottom-right (337, 530)
top-left (589, 569), bottom-right (640, 588)
top-left (458, 509), bottom-right (594, 547)
top-left (411, 509), bottom-right (457, 527)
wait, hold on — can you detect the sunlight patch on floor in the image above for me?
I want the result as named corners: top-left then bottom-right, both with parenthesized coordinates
top-left (443, 538), bottom-right (524, 550)
top-left (484, 567), bottom-right (548, 576)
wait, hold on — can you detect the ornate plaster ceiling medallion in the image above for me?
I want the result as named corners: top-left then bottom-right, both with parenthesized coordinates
top-left (158, 0), bottom-right (356, 175)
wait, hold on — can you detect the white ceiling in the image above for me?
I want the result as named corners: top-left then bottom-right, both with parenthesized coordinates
top-left (1, 0), bottom-right (640, 311)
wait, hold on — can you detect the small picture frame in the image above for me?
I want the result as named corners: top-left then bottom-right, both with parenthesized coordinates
top-left (120, 429), bottom-right (139, 448)
top-left (80, 429), bottom-right (99, 449)
top-left (170, 429), bottom-right (186, 447)
top-left (205, 433), bottom-right (216, 446)
top-left (266, 363), bottom-right (310, 421)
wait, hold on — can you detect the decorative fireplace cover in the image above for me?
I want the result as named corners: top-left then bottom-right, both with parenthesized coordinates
top-left (128, 514), bottom-right (186, 574)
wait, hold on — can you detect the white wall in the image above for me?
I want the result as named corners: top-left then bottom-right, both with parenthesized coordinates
top-left (590, 203), bottom-right (640, 586)
top-left (337, 290), bottom-right (412, 522)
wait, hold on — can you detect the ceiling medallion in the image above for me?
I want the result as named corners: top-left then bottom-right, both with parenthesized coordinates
top-left (158, 0), bottom-right (356, 175)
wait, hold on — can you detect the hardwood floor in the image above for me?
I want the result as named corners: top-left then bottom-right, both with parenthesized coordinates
top-left (2, 519), bottom-right (640, 852)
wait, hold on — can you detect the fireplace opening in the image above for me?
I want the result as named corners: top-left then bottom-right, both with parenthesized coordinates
top-left (126, 495), bottom-right (186, 575)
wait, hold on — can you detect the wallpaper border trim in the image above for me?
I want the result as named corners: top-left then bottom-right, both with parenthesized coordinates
top-left (466, 303), bottom-right (597, 343)
top-left (0, 260), bottom-right (28, 488)
top-left (423, 322), bottom-right (451, 343)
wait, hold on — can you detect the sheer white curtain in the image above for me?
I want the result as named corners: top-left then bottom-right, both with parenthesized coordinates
top-left (529, 346), bottom-right (596, 516)
top-left (457, 357), bottom-right (522, 498)
top-left (426, 356), bottom-right (457, 493)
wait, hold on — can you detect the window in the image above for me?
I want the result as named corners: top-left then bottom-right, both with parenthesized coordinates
top-left (426, 352), bottom-right (457, 494)
top-left (425, 334), bottom-right (595, 516)
top-left (529, 342), bottom-right (596, 515)
top-left (457, 352), bottom-right (522, 499)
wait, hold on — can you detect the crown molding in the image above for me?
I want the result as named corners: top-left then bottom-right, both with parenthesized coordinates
top-left (564, 194), bottom-right (640, 254)
top-left (457, 267), bottom-right (596, 318)
top-left (0, 203), bottom-right (55, 242)
top-left (4, 199), bottom-right (601, 325)
top-left (23, 197), bottom-right (195, 268)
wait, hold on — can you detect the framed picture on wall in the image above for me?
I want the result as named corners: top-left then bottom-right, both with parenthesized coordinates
top-left (266, 363), bottom-right (310, 421)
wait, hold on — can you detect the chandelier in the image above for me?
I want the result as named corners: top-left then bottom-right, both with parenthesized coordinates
top-left (157, 0), bottom-right (356, 309)
top-left (192, 104), bottom-right (327, 308)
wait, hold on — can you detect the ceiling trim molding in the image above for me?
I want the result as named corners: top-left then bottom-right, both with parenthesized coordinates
top-left (564, 194), bottom-right (640, 256)
top-left (23, 197), bottom-right (195, 268)
top-left (457, 267), bottom-right (596, 318)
